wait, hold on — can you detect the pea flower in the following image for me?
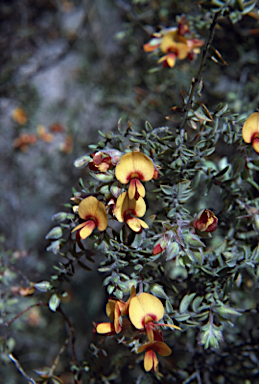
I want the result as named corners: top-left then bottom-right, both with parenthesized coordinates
top-left (89, 149), bottom-right (122, 172)
top-left (193, 209), bottom-right (218, 233)
top-left (143, 16), bottom-right (204, 68)
top-left (115, 152), bottom-right (155, 200)
top-left (137, 341), bottom-right (172, 372)
top-left (96, 287), bottom-right (136, 334)
top-left (129, 293), bottom-right (180, 342)
top-left (114, 192), bottom-right (148, 232)
top-left (72, 196), bottom-right (108, 239)
top-left (242, 112), bottom-right (259, 154)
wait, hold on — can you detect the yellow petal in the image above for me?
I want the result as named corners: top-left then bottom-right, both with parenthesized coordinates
top-left (144, 349), bottom-right (157, 372)
top-left (114, 193), bottom-right (147, 224)
top-left (115, 152), bottom-right (154, 184)
top-left (135, 179), bottom-right (146, 198)
top-left (78, 196), bottom-right (99, 218)
top-left (78, 196), bottom-right (108, 232)
top-left (79, 220), bottom-right (96, 239)
top-left (106, 299), bottom-right (117, 320)
top-left (114, 192), bottom-right (127, 222)
top-left (96, 200), bottom-right (108, 231)
top-left (242, 112), bottom-right (259, 143)
top-left (160, 30), bottom-right (188, 59)
top-left (129, 293), bottom-right (164, 329)
top-left (158, 53), bottom-right (176, 67)
top-left (96, 322), bottom-right (115, 334)
top-left (126, 217), bottom-right (148, 232)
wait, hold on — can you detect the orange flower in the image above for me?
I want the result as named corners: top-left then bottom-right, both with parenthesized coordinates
top-left (115, 152), bottom-right (155, 200)
top-left (242, 112), bottom-right (259, 153)
top-left (96, 286), bottom-right (136, 334)
top-left (193, 209), bottom-right (218, 233)
top-left (137, 341), bottom-right (172, 372)
top-left (72, 196), bottom-right (108, 239)
top-left (114, 192), bottom-right (148, 232)
top-left (129, 293), bottom-right (180, 342)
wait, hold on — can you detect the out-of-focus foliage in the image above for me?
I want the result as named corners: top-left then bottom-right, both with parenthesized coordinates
top-left (1, 0), bottom-right (259, 383)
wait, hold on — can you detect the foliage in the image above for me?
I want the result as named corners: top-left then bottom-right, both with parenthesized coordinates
top-left (1, 1), bottom-right (259, 384)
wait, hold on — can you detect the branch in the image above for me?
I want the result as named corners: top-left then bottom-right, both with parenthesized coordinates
top-left (180, 11), bottom-right (222, 130)
top-left (8, 354), bottom-right (37, 384)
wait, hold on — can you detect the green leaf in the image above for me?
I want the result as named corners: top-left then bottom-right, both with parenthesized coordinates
top-left (160, 185), bottom-right (174, 195)
top-left (150, 284), bottom-right (168, 300)
top-left (34, 281), bottom-right (52, 292)
top-left (184, 234), bottom-right (205, 248)
top-left (166, 242), bottom-right (179, 260)
top-left (45, 226), bottom-right (63, 240)
top-left (74, 155), bottom-right (91, 168)
top-left (179, 293), bottom-right (196, 314)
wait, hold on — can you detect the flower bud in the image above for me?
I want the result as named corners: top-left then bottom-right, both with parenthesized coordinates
top-left (193, 209), bottom-right (218, 232)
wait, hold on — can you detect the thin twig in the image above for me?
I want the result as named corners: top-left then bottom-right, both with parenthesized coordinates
top-left (180, 11), bottom-right (222, 130)
top-left (2, 301), bottom-right (48, 327)
top-left (8, 353), bottom-right (37, 384)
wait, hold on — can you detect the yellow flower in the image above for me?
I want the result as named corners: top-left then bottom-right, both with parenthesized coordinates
top-left (129, 293), bottom-right (180, 342)
top-left (160, 29), bottom-right (189, 59)
top-left (115, 152), bottom-right (155, 200)
top-left (242, 112), bottom-right (259, 154)
top-left (137, 341), bottom-right (172, 372)
top-left (72, 196), bottom-right (108, 239)
top-left (114, 192), bottom-right (148, 232)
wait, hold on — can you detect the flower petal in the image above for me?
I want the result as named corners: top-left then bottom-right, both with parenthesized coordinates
top-left (158, 53), bottom-right (176, 67)
top-left (144, 349), bottom-right (157, 372)
top-left (78, 196), bottom-right (99, 219)
top-left (96, 322), bottom-right (115, 334)
top-left (115, 152), bottom-right (154, 184)
top-left (95, 200), bottom-right (108, 231)
top-left (242, 112), bottom-right (259, 143)
top-left (79, 220), bottom-right (96, 239)
top-left (129, 293), bottom-right (164, 329)
top-left (153, 341), bottom-right (172, 356)
top-left (106, 299), bottom-right (117, 320)
top-left (126, 217), bottom-right (148, 232)
top-left (114, 192), bottom-right (127, 222)
top-left (252, 137), bottom-right (259, 154)
top-left (160, 30), bottom-right (188, 59)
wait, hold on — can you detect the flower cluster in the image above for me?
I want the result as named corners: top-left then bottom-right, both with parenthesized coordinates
top-left (143, 16), bottom-right (204, 68)
top-left (72, 150), bottom-right (157, 239)
top-left (96, 290), bottom-right (180, 372)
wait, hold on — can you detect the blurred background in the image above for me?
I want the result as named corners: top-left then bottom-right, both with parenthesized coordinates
top-left (1, 0), bottom-right (259, 383)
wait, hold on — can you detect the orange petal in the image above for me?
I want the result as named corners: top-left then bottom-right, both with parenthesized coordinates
top-left (96, 322), bottom-right (115, 334)
top-left (153, 341), bottom-right (172, 356)
top-left (129, 293), bottom-right (164, 329)
top-left (158, 323), bottom-right (181, 331)
top-left (242, 112), bottom-right (259, 143)
top-left (115, 152), bottom-right (154, 184)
